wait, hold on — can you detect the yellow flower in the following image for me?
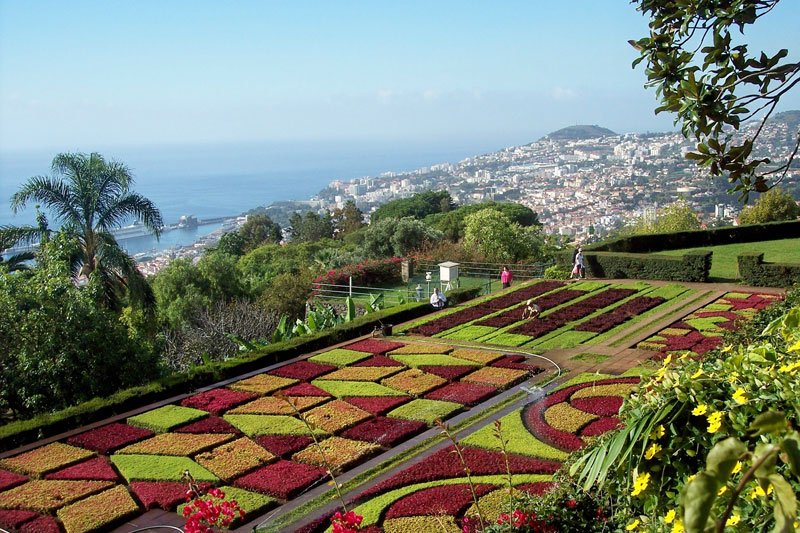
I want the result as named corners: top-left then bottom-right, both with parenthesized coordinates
top-left (650, 425), bottom-right (665, 439)
top-left (645, 442), bottom-right (662, 460)
top-left (732, 387), bottom-right (748, 405)
top-left (726, 513), bottom-right (740, 526)
top-left (687, 474), bottom-right (696, 483)
top-left (749, 485), bottom-right (766, 499)
top-left (707, 411), bottom-right (724, 433)
top-left (690, 369), bottom-right (703, 379)
top-left (631, 472), bottom-right (651, 496)
top-left (663, 353), bottom-right (672, 365)
top-left (731, 461), bottom-right (742, 474)
top-left (718, 486), bottom-right (727, 496)
top-left (692, 404), bottom-right (707, 416)
top-left (671, 518), bottom-right (685, 533)
top-left (664, 509), bottom-right (676, 524)
top-left (626, 520), bottom-right (640, 531)
top-left (721, 344), bottom-right (732, 353)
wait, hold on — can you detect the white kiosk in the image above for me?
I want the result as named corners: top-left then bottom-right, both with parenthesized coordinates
top-left (438, 261), bottom-right (460, 292)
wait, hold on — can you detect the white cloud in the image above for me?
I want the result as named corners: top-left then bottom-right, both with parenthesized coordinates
top-left (550, 86), bottom-right (578, 101)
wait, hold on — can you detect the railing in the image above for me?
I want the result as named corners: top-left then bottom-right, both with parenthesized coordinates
top-left (416, 260), bottom-right (552, 280)
top-left (311, 281), bottom-right (416, 306)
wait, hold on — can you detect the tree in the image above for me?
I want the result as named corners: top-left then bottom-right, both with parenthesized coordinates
top-left (630, 0), bottom-right (800, 200)
top-left (289, 210), bottom-right (334, 243)
top-left (463, 209), bottom-right (543, 263)
top-left (738, 187), bottom-right (799, 223)
top-left (362, 217), bottom-right (444, 259)
top-left (238, 214), bottom-right (282, 251)
top-left (332, 200), bottom-right (365, 238)
top-left (626, 199), bottom-right (702, 234)
top-left (424, 201), bottom-right (541, 242)
top-left (10, 153), bottom-right (163, 309)
top-left (370, 191), bottom-right (454, 223)
top-left (0, 234), bottom-right (159, 416)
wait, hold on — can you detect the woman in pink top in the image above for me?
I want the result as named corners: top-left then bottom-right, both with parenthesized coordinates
top-left (501, 266), bottom-right (513, 288)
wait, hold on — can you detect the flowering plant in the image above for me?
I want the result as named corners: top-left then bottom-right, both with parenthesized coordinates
top-left (182, 472), bottom-right (244, 532)
top-left (331, 510), bottom-right (363, 533)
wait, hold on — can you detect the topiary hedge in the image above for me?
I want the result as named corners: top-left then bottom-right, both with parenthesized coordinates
top-left (0, 285), bottom-right (482, 453)
top-left (737, 251), bottom-right (800, 287)
top-left (556, 250), bottom-right (711, 282)
top-left (588, 219), bottom-right (800, 253)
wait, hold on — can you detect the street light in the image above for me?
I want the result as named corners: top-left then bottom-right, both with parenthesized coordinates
top-left (425, 271), bottom-right (432, 298)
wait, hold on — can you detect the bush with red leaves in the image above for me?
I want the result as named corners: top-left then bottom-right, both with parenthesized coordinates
top-left (181, 388), bottom-right (256, 416)
top-left (268, 361), bottom-right (337, 381)
top-left (234, 460), bottom-right (327, 500)
top-left (66, 423), bottom-right (153, 454)
top-left (340, 417), bottom-right (427, 447)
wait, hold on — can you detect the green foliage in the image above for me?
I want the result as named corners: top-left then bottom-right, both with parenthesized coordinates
top-left (739, 188), bottom-right (799, 224)
top-left (543, 265), bottom-right (570, 280)
top-left (222, 414), bottom-right (327, 436)
top-left (10, 152), bottom-right (163, 310)
top-left (127, 405), bottom-right (207, 432)
top-left (625, 199), bottom-right (702, 235)
top-left (556, 249), bottom-right (711, 282)
top-left (111, 454), bottom-right (218, 482)
top-left (389, 354), bottom-right (480, 367)
top-left (310, 380), bottom-right (405, 398)
top-left (463, 209), bottom-right (544, 263)
top-left (386, 399), bottom-right (462, 425)
top-left (362, 217), bottom-right (444, 258)
top-left (238, 214), bottom-right (282, 251)
top-left (370, 190), bottom-right (454, 224)
top-left (630, 0), bottom-right (800, 199)
top-left (738, 252), bottom-right (800, 287)
top-left (461, 409), bottom-right (568, 460)
top-left (0, 235), bottom-right (161, 416)
top-left (289, 210), bottom-right (334, 243)
top-left (332, 200), bottom-right (365, 238)
top-left (424, 201), bottom-right (541, 242)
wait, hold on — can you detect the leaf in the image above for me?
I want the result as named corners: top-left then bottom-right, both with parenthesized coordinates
top-left (768, 474), bottom-right (797, 533)
top-left (781, 433), bottom-right (800, 480)
top-left (705, 437), bottom-right (746, 483)
top-left (345, 296), bottom-right (356, 322)
top-left (681, 472), bottom-right (718, 533)
top-left (749, 411), bottom-right (787, 436)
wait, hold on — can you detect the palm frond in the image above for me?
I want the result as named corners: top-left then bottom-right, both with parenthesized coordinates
top-left (95, 231), bottom-right (155, 309)
top-left (0, 225), bottom-right (44, 249)
top-left (97, 193), bottom-right (163, 237)
top-left (10, 176), bottom-right (81, 223)
top-left (1, 252), bottom-right (35, 272)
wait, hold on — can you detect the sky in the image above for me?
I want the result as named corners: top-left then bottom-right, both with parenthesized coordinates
top-left (1, 1), bottom-right (799, 153)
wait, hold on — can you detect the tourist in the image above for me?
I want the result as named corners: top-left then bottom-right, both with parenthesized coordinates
top-left (576, 247), bottom-right (586, 279)
top-left (501, 266), bottom-right (513, 288)
top-left (522, 299), bottom-right (540, 320)
top-left (430, 287), bottom-right (447, 309)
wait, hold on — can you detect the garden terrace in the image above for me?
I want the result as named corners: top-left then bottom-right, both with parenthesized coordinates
top-left (0, 278), bottom-right (784, 532)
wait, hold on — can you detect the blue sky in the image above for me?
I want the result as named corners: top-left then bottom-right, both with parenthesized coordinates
top-left (1, 1), bottom-right (799, 152)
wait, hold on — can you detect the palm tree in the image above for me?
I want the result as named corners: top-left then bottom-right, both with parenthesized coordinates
top-left (10, 152), bottom-right (163, 309)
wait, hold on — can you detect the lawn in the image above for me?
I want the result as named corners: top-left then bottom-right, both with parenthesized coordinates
top-left (653, 237), bottom-right (800, 281)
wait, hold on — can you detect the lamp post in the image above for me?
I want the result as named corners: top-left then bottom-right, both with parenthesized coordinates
top-left (425, 271), bottom-right (432, 299)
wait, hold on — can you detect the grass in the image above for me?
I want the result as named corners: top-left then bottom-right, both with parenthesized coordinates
top-left (569, 353), bottom-right (611, 363)
top-left (652, 238), bottom-right (800, 281)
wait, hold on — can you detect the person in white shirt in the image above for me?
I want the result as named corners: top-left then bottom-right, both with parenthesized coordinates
top-left (430, 287), bottom-right (447, 309)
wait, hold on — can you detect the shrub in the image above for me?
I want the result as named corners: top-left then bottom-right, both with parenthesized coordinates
top-left (737, 251), bottom-right (800, 287)
top-left (557, 250), bottom-right (711, 282)
top-left (312, 257), bottom-right (403, 289)
top-left (543, 265), bottom-right (570, 280)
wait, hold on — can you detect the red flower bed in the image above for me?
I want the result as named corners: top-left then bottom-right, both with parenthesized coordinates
top-left (385, 483), bottom-right (497, 519)
top-left (339, 417), bottom-right (427, 447)
top-left (425, 382), bottom-right (497, 406)
top-left (0, 510), bottom-right (38, 529)
top-left (44, 457), bottom-right (118, 482)
top-left (419, 365), bottom-right (476, 381)
top-left (234, 460), bottom-right (327, 500)
top-left (574, 296), bottom-right (665, 333)
top-left (509, 319), bottom-right (560, 337)
top-left (281, 383), bottom-right (332, 397)
top-left (410, 307), bottom-right (496, 336)
top-left (66, 423), bottom-right (154, 455)
top-left (352, 355), bottom-right (404, 367)
top-left (569, 397), bottom-right (624, 417)
top-left (515, 482), bottom-right (555, 496)
top-left (180, 388), bottom-right (256, 415)
top-left (491, 355), bottom-right (543, 373)
top-left (345, 339), bottom-right (407, 354)
top-left (344, 396), bottom-right (411, 415)
top-left (580, 417), bottom-right (622, 437)
top-left (357, 446), bottom-right (561, 499)
top-left (474, 315), bottom-right (519, 328)
top-left (173, 416), bottom-right (242, 434)
top-left (268, 361), bottom-right (337, 381)
top-left (479, 281), bottom-right (566, 310)
top-left (524, 378), bottom-right (639, 452)
top-left (253, 435), bottom-right (314, 458)
top-left (0, 469), bottom-right (27, 492)
top-left (312, 257), bottom-right (403, 289)
top-left (130, 481), bottom-right (212, 511)
top-left (20, 516), bottom-right (60, 533)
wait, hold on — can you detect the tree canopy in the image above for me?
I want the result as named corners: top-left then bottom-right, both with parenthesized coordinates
top-left (289, 210), bottom-right (334, 243)
top-left (425, 201), bottom-right (541, 241)
top-left (630, 0), bottom-right (800, 200)
top-left (362, 217), bottom-right (444, 258)
top-left (332, 200), bottom-right (365, 238)
top-left (370, 190), bottom-right (455, 224)
top-left (624, 199), bottom-right (702, 235)
top-left (462, 209), bottom-right (544, 263)
top-left (738, 187), bottom-right (799, 224)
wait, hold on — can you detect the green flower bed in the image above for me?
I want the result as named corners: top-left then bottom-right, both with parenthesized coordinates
top-left (0, 442), bottom-right (94, 477)
top-left (0, 479), bottom-right (114, 513)
top-left (388, 343), bottom-right (454, 355)
top-left (389, 354), bottom-right (480, 368)
top-left (386, 399), bottom-right (461, 425)
top-left (310, 380), bottom-right (406, 398)
top-left (111, 454), bottom-right (219, 483)
top-left (449, 349), bottom-right (504, 365)
top-left (530, 330), bottom-right (597, 350)
top-left (127, 405), bottom-right (208, 433)
top-left (303, 400), bottom-right (371, 433)
top-left (461, 409), bottom-right (568, 461)
top-left (320, 366), bottom-right (400, 381)
top-left (57, 485), bottom-right (140, 533)
top-left (478, 332), bottom-right (532, 346)
top-left (439, 325), bottom-right (497, 341)
top-left (116, 433), bottom-right (233, 456)
top-left (228, 395), bottom-right (326, 415)
top-left (383, 516), bottom-right (461, 533)
top-left (222, 414), bottom-right (327, 437)
top-left (309, 348), bottom-right (371, 366)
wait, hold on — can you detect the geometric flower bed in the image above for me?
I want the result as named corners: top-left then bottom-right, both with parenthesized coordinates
top-left (331, 374), bottom-right (638, 533)
top-left (0, 338), bottom-right (538, 531)
top-left (637, 291), bottom-right (782, 359)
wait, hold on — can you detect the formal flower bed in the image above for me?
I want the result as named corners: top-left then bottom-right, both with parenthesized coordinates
top-left (253, 436), bottom-right (313, 458)
top-left (343, 396), bottom-right (411, 415)
top-left (110, 454), bottom-right (218, 483)
top-left (233, 460), bottom-right (327, 500)
top-left (174, 416), bottom-right (242, 434)
top-left (0, 480), bottom-right (114, 513)
top-left (65, 423), bottom-right (154, 455)
top-left (408, 307), bottom-right (500, 337)
top-left (425, 382), bottom-right (497, 406)
top-left (309, 348), bottom-right (373, 367)
top-left (292, 437), bottom-right (381, 471)
top-left (226, 374), bottom-right (299, 395)
top-left (194, 437), bottom-right (276, 481)
top-left (387, 399), bottom-right (463, 425)
top-left (0, 509), bottom-right (39, 530)
top-left (382, 369), bottom-right (447, 396)
top-left (574, 295), bottom-right (665, 333)
top-left (352, 355), bottom-right (404, 367)
top-left (339, 417), bottom-right (427, 447)
top-left (268, 361), bottom-right (338, 381)
top-left (388, 343), bottom-right (454, 355)
top-left (223, 414), bottom-right (327, 437)
top-left (0, 469), bottom-right (27, 492)
top-left (637, 291), bottom-right (782, 358)
top-left (462, 367), bottom-right (528, 389)
top-left (419, 365), bottom-right (476, 381)
top-left (320, 366), bottom-right (401, 381)
top-left (0, 443), bottom-right (94, 478)
top-left (129, 480), bottom-right (213, 511)
top-left (478, 280), bottom-right (566, 310)
top-left (311, 380), bottom-right (407, 398)
top-left (345, 339), bottom-right (407, 354)
top-left (116, 433), bottom-right (233, 456)
top-left (180, 388), bottom-right (257, 415)
top-left (228, 395), bottom-right (327, 415)
top-left (389, 354), bottom-right (479, 368)
top-left (303, 400), bottom-right (372, 433)
top-left (44, 457), bottom-right (119, 482)
top-left (127, 405), bottom-right (209, 433)
top-left (56, 485), bottom-right (139, 533)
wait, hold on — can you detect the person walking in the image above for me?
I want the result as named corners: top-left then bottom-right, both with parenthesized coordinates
top-left (501, 266), bottom-right (513, 289)
top-left (576, 248), bottom-right (586, 279)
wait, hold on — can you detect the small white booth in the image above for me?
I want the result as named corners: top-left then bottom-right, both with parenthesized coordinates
top-left (438, 261), bottom-right (460, 291)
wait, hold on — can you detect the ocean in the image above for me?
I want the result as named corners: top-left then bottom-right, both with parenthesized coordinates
top-left (0, 139), bottom-right (498, 253)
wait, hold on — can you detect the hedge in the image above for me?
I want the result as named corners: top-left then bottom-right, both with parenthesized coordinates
top-left (0, 285), bottom-right (482, 453)
top-left (587, 219), bottom-right (800, 253)
top-left (557, 250), bottom-right (711, 282)
top-left (737, 252), bottom-right (800, 287)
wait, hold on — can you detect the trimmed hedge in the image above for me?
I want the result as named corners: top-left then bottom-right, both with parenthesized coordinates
top-left (557, 250), bottom-right (711, 282)
top-left (0, 285), bottom-right (482, 453)
top-left (588, 219), bottom-right (800, 253)
top-left (737, 252), bottom-right (800, 287)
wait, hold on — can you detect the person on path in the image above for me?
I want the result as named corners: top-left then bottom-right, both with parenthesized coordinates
top-left (501, 266), bottom-right (513, 289)
top-left (522, 299), bottom-right (540, 320)
top-left (575, 248), bottom-right (586, 279)
top-left (430, 287), bottom-right (447, 309)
